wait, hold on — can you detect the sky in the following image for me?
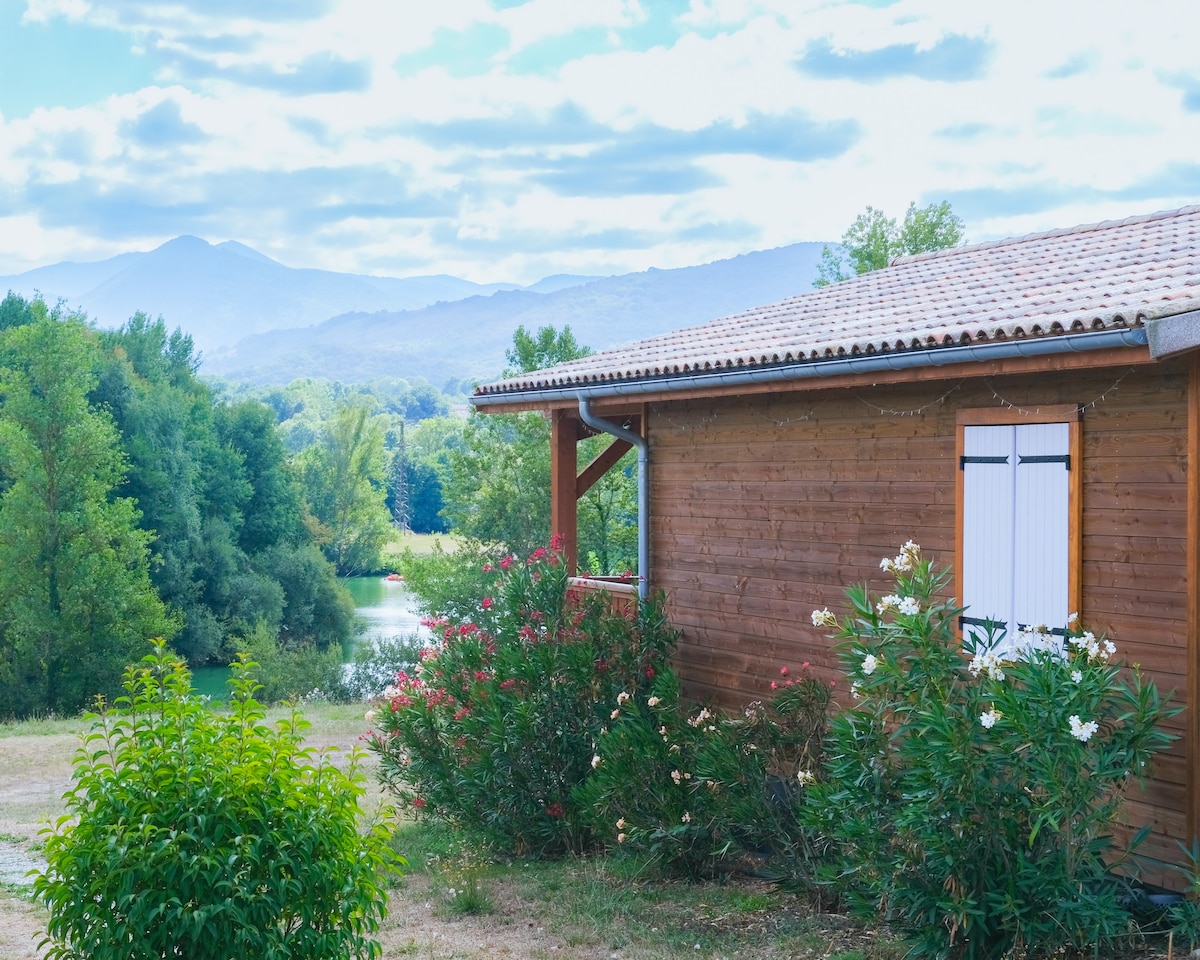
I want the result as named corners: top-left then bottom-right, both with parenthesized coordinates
top-left (0, 0), bottom-right (1197, 284)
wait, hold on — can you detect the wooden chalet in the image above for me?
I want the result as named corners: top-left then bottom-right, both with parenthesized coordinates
top-left (472, 205), bottom-right (1200, 874)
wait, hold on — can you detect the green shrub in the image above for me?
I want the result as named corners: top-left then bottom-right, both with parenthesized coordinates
top-left (806, 541), bottom-right (1178, 960)
top-left (396, 539), bottom-right (495, 626)
top-left (236, 620), bottom-right (350, 703)
top-left (35, 640), bottom-right (395, 960)
top-left (367, 543), bottom-right (678, 856)
top-left (575, 663), bottom-right (831, 880)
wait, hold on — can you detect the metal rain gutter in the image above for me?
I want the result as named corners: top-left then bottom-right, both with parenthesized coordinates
top-left (577, 397), bottom-right (649, 602)
top-left (472, 327), bottom-right (1150, 409)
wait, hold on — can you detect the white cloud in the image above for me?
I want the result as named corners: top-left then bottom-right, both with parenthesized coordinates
top-left (21, 0), bottom-right (90, 23)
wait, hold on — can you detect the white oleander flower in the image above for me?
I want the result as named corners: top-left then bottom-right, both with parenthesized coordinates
top-left (979, 709), bottom-right (1000, 729)
top-left (861, 654), bottom-right (878, 676)
top-left (811, 608), bottom-right (837, 627)
top-left (1069, 715), bottom-right (1099, 742)
top-left (876, 594), bottom-right (902, 614)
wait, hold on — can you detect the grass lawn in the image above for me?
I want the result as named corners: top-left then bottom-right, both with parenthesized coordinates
top-left (0, 701), bottom-right (1177, 959)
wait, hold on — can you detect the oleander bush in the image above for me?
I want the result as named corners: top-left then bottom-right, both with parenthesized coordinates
top-left (367, 543), bottom-right (677, 856)
top-left (35, 640), bottom-right (394, 960)
top-left (805, 541), bottom-right (1178, 960)
top-left (576, 662), bottom-right (831, 880)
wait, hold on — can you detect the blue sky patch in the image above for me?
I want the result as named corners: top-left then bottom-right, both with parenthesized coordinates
top-left (121, 100), bottom-right (206, 148)
top-left (0, 7), bottom-right (156, 118)
top-left (796, 33), bottom-right (993, 83)
top-left (394, 23), bottom-right (509, 78)
top-left (181, 51), bottom-right (372, 96)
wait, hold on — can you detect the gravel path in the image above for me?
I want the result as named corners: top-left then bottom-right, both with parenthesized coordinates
top-left (0, 841), bottom-right (43, 888)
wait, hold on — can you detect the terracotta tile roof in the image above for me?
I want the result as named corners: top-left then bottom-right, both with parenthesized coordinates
top-left (476, 204), bottom-right (1200, 398)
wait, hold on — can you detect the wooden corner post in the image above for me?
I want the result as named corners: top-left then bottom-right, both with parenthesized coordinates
top-left (550, 408), bottom-right (579, 574)
top-left (1188, 353), bottom-right (1200, 846)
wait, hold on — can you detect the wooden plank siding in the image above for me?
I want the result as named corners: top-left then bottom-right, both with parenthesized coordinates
top-left (646, 360), bottom-right (1192, 882)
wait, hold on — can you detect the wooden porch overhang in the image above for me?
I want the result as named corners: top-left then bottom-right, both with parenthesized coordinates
top-left (550, 407), bottom-right (645, 576)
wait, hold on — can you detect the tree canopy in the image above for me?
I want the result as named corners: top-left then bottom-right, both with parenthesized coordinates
top-left (0, 308), bottom-right (176, 715)
top-left (0, 294), bottom-right (357, 718)
top-left (814, 201), bottom-right (965, 287)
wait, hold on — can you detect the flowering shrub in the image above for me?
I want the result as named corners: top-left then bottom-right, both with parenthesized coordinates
top-left (367, 542), bottom-right (677, 856)
top-left (806, 542), bottom-right (1178, 960)
top-left (575, 662), bottom-right (832, 879)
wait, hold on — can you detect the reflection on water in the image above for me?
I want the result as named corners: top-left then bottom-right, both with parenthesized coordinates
top-left (191, 575), bottom-right (426, 700)
top-left (343, 576), bottom-right (428, 647)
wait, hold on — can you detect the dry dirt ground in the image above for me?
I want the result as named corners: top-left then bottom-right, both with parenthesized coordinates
top-left (0, 711), bottom-right (1180, 960)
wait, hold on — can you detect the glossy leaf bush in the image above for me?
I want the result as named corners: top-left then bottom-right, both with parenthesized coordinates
top-left (35, 641), bottom-right (394, 960)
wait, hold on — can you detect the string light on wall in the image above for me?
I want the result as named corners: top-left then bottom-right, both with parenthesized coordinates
top-left (856, 382), bottom-right (963, 418)
top-left (984, 368), bottom-right (1135, 417)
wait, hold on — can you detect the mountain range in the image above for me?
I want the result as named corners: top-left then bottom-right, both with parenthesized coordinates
top-left (1, 237), bottom-right (828, 387)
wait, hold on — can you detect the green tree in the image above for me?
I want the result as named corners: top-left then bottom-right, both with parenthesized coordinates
top-left (814, 201), bottom-right (965, 287)
top-left (297, 400), bottom-right (392, 575)
top-left (1, 290), bottom-right (41, 331)
top-left (504, 324), bottom-right (592, 376)
top-left (439, 412), bottom-right (553, 556)
top-left (433, 325), bottom-right (637, 571)
top-left (93, 312), bottom-right (353, 663)
top-left (0, 310), bottom-right (176, 716)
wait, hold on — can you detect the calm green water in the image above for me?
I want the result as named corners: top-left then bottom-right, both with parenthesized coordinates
top-left (192, 576), bottom-right (423, 700)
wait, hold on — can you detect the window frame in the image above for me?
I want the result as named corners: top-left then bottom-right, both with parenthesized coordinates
top-left (954, 404), bottom-right (1083, 640)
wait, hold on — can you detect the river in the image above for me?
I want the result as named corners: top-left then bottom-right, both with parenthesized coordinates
top-left (191, 576), bottom-right (425, 699)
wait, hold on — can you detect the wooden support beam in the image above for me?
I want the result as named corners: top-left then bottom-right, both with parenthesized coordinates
top-left (1187, 352), bottom-right (1200, 845)
top-left (550, 409), bottom-right (579, 574)
top-left (576, 437), bottom-right (633, 498)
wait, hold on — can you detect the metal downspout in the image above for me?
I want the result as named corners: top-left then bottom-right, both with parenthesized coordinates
top-left (577, 397), bottom-right (649, 601)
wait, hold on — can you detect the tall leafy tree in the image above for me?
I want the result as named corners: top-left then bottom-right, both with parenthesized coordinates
top-left (814, 201), bottom-right (965, 287)
top-left (0, 310), bottom-right (176, 716)
top-left (297, 400), bottom-right (393, 575)
top-left (95, 313), bottom-right (354, 662)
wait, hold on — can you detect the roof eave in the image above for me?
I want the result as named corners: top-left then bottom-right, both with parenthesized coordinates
top-left (471, 327), bottom-right (1152, 413)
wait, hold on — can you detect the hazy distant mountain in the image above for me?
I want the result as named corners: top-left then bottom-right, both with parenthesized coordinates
top-left (2, 235), bottom-right (829, 386)
top-left (203, 242), bottom-right (829, 386)
top-left (0, 236), bottom-right (541, 349)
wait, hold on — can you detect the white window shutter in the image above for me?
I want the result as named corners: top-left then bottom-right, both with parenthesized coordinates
top-left (961, 425), bottom-right (1016, 651)
top-left (1013, 422), bottom-right (1070, 632)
